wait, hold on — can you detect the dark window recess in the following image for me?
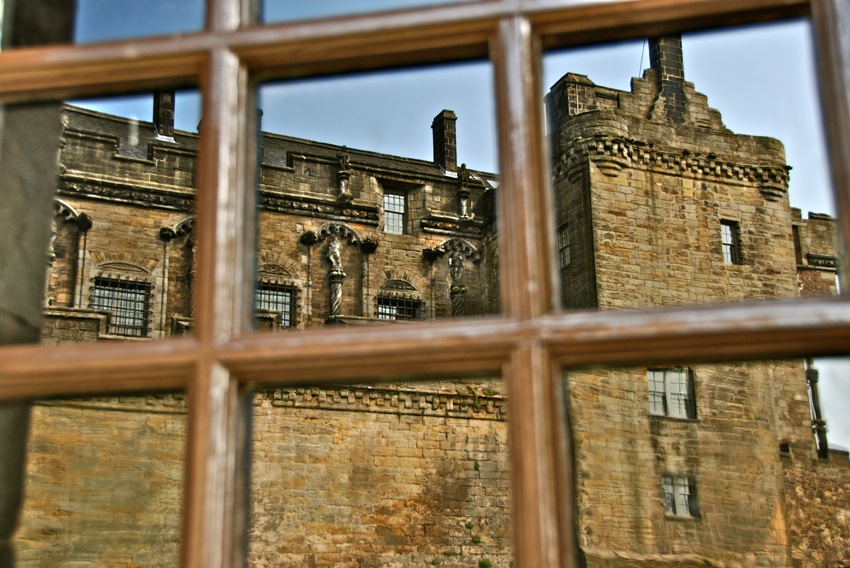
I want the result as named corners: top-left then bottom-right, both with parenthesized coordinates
top-left (792, 225), bottom-right (803, 265)
top-left (255, 282), bottom-right (296, 328)
top-left (648, 369), bottom-right (696, 419)
top-left (662, 475), bottom-right (699, 517)
top-left (721, 220), bottom-right (741, 264)
top-left (91, 277), bottom-right (151, 337)
top-left (376, 295), bottom-right (422, 321)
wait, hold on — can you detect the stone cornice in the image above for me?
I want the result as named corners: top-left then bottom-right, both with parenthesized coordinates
top-left (60, 174), bottom-right (194, 212)
top-left (421, 214), bottom-right (484, 238)
top-left (555, 134), bottom-right (790, 201)
top-left (32, 386), bottom-right (507, 421)
top-left (261, 190), bottom-right (380, 224)
top-left (260, 385), bottom-right (507, 421)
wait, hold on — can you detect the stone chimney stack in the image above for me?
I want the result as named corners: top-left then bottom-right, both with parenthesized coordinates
top-left (153, 90), bottom-right (176, 140)
top-left (649, 36), bottom-right (687, 124)
top-left (432, 109), bottom-right (457, 172)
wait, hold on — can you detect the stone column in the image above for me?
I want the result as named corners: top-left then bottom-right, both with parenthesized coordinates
top-left (328, 269), bottom-right (346, 317)
top-left (450, 284), bottom-right (466, 318)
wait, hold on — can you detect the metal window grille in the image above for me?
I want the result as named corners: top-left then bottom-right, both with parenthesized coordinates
top-left (721, 221), bottom-right (739, 264)
top-left (558, 224), bottom-right (570, 269)
top-left (648, 369), bottom-right (695, 419)
top-left (255, 282), bottom-right (295, 328)
top-left (383, 192), bottom-right (405, 234)
top-left (376, 295), bottom-right (421, 320)
top-left (91, 277), bottom-right (151, 337)
top-left (663, 475), bottom-right (697, 517)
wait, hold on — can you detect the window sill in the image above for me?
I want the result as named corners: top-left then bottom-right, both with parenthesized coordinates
top-left (649, 414), bottom-right (698, 423)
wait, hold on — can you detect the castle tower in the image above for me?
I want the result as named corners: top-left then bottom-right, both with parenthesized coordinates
top-left (546, 38), bottom-right (834, 566)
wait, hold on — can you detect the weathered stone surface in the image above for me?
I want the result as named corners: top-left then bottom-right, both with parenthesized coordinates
top-left (19, 39), bottom-right (850, 568)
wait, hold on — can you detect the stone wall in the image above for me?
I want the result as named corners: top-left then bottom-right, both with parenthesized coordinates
top-left (783, 451), bottom-right (850, 567)
top-left (15, 397), bottom-right (186, 567)
top-left (569, 363), bottom-right (797, 567)
top-left (15, 386), bottom-right (512, 567)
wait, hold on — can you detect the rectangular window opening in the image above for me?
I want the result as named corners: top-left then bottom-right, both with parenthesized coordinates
top-left (662, 475), bottom-right (699, 517)
top-left (558, 223), bottom-right (570, 269)
top-left (91, 277), bottom-right (151, 337)
top-left (255, 282), bottom-right (296, 328)
top-left (383, 191), bottom-right (406, 234)
top-left (376, 295), bottom-right (422, 320)
top-left (648, 369), bottom-right (696, 419)
top-left (721, 220), bottom-right (740, 265)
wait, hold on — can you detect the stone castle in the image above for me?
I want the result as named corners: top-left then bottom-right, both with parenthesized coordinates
top-left (15, 37), bottom-right (850, 567)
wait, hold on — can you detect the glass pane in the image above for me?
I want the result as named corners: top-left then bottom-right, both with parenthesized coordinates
top-left (250, 377), bottom-right (511, 565)
top-left (43, 91), bottom-right (201, 342)
top-left (2, 1), bottom-right (204, 48)
top-left (253, 62), bottom-right (499, 332)
top-left (262, 0), bottom-right (470, 24)
top-left (562, 357), bottom-right (850, 566)
top-left (13, 394), bottom-right (186, 565)
top-left (544, 21), bottom-right (838, 313)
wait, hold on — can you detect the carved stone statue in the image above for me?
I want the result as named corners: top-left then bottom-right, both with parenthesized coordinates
top-left (337, 147), bottom-right (352, 201)
top-left (458, 163), bottom-right (473, 219)
top-left (338, 146), bottom-right (350, 172)
top-left (327, 236), bottom-right (342, 269)
top-left (449, 249), bottom-right (464, 283)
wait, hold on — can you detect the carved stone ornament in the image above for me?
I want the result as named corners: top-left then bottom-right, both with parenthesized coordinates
top-left (316, 221), bottom-right (362, 245)
top-left (160, 216), bottom-right (195, 241)
top-left (360, 235), bottom-right (379, 254)
top-left (440, 237), bottom-right (481, 264)
top-left (422, 246), bottom-right (445, 263)
top-left (300, 230), bottom-right (319, 246)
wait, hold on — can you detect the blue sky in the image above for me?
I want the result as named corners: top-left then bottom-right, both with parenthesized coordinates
top-left (71, 5), bottom-right (849, 449)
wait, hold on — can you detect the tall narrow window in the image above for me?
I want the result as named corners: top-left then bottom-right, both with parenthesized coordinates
top-left (383, 191), bottom-right (406, 234)
top-left (662, 476), bottom-right (698, 517)
top-left (255, 281), bottom-right (296, 328)
top-left (720, 220), bottom-right (740, 264)
top-left (91, 277), bottom-right (151, 337)
top-left (557, 223), bottom-right (570, 269)
top-left (648, 369), bottom-right (696, 419)
top-left (792, 224), bottom-right (803, 265)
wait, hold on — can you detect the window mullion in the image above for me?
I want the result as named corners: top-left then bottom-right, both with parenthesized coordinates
top-left (811, 0), bottom-right (850, 291)
top-left (493, 16), bottom-right (576, 568)
top-left (182, 44), bottom-right (254, 567)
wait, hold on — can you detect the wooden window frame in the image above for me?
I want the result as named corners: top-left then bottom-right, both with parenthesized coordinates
top-left (383, 190), bottom-right (407, 234)
top-left (1, 1), bottom-right (849, 567)
top-left (648, 368), bottom-right (696, 419)
top-left (720, 219), bottom-right (740, 264)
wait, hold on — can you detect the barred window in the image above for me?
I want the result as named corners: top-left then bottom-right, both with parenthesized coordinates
top-left (721, 220), bottom-right (740, 264)
top-left (648, 369), bottom-right (696, 419)
top-left (91, 277), bottom-right (151, 337)
top-left (662, 476), bottom-right (699, 517)
top-left (255, 282), bottom-right (296, 328)
top-left (383, 191), bottom-right (406, 234)
top-left (376, 296), bottom-right (422, 321)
